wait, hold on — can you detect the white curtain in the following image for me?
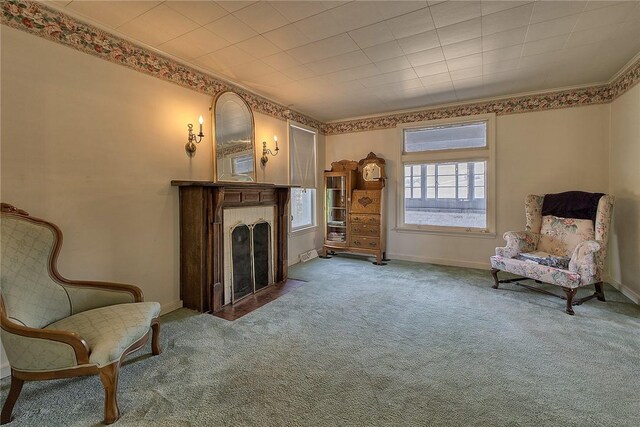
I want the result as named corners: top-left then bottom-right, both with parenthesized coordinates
top-left (290, 125), bottom-right (317, 188)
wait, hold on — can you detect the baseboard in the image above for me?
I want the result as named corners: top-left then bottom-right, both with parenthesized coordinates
top-left (607, 279), bottom-right (640, 304)
top-left (160, 300), bottom-right (183, 315)
top-left (387, 252), bottom-right (491, 270)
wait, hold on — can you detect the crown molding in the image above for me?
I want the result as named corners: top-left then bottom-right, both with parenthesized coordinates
top-left (2, 0), bottom-right (639, 137)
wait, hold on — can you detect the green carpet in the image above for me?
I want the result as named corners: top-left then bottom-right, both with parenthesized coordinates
top-left (2, 256), bottom-right (640, 426)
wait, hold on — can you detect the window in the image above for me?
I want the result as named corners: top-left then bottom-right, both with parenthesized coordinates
top-left (289, 122), bottom-right (318, 232)
top-left (399, 115), bottom-right (495, 234)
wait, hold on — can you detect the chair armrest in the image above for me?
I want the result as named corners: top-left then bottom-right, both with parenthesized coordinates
top-left (60, 281), bottom-right (144, 314)
top-left (496, 231), bottom-right (539, 258)
top-left (1, 317), bottom-right (91, 370)
top-left (569, 240), bottom-right (601, 281)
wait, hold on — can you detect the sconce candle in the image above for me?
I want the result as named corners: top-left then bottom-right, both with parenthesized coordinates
top-left (185, 115), bottom-right (205, 157)
top-left (261, 135), bottom-right (279, 166)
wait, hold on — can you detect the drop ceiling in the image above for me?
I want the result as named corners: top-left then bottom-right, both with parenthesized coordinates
top-left (47, 1), bottom-right (640, 122)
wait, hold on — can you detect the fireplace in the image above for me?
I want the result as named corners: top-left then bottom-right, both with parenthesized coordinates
top-left (171, 180), bottom-right (292, 313)
top-left (224, 206), bottom-right (275, 304)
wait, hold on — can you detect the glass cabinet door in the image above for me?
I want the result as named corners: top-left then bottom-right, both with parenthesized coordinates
top-left (325, 175), bottom-right (347, 244)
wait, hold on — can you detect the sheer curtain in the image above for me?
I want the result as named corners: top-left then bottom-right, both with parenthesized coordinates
top-left (290, 125), bottom-right (316, 188)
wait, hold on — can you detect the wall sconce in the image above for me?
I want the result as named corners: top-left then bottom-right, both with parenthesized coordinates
top-left (261, 135), bottom-right (279, 166)
top-left (185, 115), bottom-right (204, 157)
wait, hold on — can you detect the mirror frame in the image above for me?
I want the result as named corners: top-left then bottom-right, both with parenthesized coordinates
top-left (212, 91), bottom-right (256, 183)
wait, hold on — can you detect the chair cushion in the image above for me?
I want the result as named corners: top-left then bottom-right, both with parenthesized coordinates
top-left (491, 255), bottom-right (582, 288)
top-left (45, 302), bottom-right (160, 367)
top-left (537, 215), bottom-right (594, 257)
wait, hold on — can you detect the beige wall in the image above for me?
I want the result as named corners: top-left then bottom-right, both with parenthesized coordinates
top-left (326, 105), bottom-right (610, 268)
top-left (609, 84), bottom-right (640, 302)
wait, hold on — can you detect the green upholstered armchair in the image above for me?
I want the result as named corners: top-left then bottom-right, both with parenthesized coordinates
top-left (0, 203), bottom-right (161, 425)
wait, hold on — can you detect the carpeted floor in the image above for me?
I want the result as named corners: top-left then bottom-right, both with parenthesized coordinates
top-left (2, 256), bottom-right (640, 426)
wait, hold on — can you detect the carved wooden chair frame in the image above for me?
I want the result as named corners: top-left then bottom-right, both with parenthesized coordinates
top-left (0, 203), bottom-right (161, 425)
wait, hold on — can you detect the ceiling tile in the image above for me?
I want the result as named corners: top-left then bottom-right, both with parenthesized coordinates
top-left (584, 1), bottom-right (627, 12)
top-left (233, 2), bottom-right (290, 33)
top-left (349, 22), bottom-right (396, 49)
top-left (307, 51), bottom-right (372, 75)
top-left (481, 26), bottom-right (527, 50)
top-left (228, 59), bottom-right (276, 81)
top-left (293, 9), bottom-right (349, 41)
top-left (322, 64), bottom-right (381, 83)
top-left (442, 37), bottom-right (482, 60)
top-left (481, 1), bottom-right (532, 16)
top-left (287, 34), bottom-right (359, 64)
top-left (523, 34), bottom-right (568, 57)
top-left (360, 68), bottom-right (419, 88)
top-left (206, 14), bottom-right (258, 43)
top-left (165, 1), bottom-right (228, 26)
top-left (263, 24), bottom-right (312, 50)
top-left (430, 1), bottom-right (481, 28)
top-left (385, 8), bottom-right (435, 39)
top-left (261, 51), bottom-right (301, 70)
top-left (483, 58), bottom-right (520, 75)
top-left (245, 71), bottom-right (293, 87)
top-left (159, 27), bottom-right (231, 59)
top-left (446, 53), bottom-right (482, 71)
top-left (269, 1), bottom-right (329, 21)
top-left (67, 1), bottom-right (160, 29)
top-left (436, 17), bottom-right (482, 45)
top-left (280, 64), bottom-right (317, 81)
top-left (482, 44), bottom-right (522, 64)
top-left (374, 56), bottom-right (413, 73)
top-left (525, 14), bottom-right (580, 43)
top-left (574, 1), bottom-right (638, 32)
top-left (236, 35), bottom-right (281, 59)
top-left (450, 65), bottom-right (483, 81)
top-left (118, 4), bottom-right (200, 46)
top-left (397, 30), bottom-right (440, 54)
top-left (216, 1), bottom-right (256, 13)
top-left (406, 47), bottom-right (445, 67)
top-left (482, 3), bottom-right (533, 36)
top-left (363, 40), bottom-right (406, 62)
top-left (413, 61), bottom-right (449, 77)
top-left (209, 45), bottom-right (254, 67)
top-left (420, 73), bottom-right (454, 88)
top-left (530, 1), bottom-right (586, 24)
top-left (566, 24), bottom-right (620, 49)
top-left (330, 1), bottom-right (427, 33)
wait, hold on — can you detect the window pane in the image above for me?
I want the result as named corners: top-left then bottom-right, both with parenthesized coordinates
top-left (438, 164), bottom-right (455, 175)
top-left (405, 188), bottom-right (412, 198)
top-left (426, 164), bottom-right (435, 175)
top-left (405, 177), bottom-right (411, 186)
top-left (404, 160), bottom-right (487, 228)
top-left (404, 122), bottom-right (487, 152)
top-left (412, 177), bottom-right (421, 186)
top-left (412, 165), bottom-right (420, 175)
top-left (291, 188), bottom-right (315, 230)
top-left (404, 165), bottom-right (411, 175)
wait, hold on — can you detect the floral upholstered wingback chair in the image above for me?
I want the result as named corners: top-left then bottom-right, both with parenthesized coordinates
top-left (490, 192), bottom-right (614, 315)
top-left (0, 203), bottom-right (162, 425)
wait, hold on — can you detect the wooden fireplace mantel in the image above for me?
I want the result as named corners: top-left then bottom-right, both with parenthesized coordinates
top-left (171, 180), bottom-right (294, 313)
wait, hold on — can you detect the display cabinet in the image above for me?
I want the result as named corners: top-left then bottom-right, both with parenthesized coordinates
top-left (322, 153), bottom-right (386, 264)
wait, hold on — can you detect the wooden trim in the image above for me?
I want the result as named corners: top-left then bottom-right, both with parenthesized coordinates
top-left (0, 297), bottom-right (91, 365)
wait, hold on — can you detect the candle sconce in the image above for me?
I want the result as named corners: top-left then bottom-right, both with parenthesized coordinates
top-left (261, 136), bottom-right (279, 166)
top-left (185, 115), bottom-right (205, 157)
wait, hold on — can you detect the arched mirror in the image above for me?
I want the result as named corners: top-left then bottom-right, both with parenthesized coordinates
top-left (214, 92), bottom-right (255, 182)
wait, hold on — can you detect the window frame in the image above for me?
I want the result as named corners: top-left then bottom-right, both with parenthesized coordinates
top-left (288, 121), bottom-right (318, 235)
top-left (396, 113), bottom-right (496, 237)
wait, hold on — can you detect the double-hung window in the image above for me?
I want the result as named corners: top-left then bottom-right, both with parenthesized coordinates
top-left (398, 114), bottom-right (495, 235)
top-left (289, 122), bottom-right (318, 232)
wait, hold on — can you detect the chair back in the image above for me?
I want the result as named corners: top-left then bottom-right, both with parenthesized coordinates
top-left (1, 205), bottom-right (71, 328)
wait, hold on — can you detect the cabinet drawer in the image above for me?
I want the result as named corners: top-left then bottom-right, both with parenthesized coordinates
top-left (351, 190), bottom-right (381, 214)
top-left (351, 214), bottom-right (379, 225)
top-left (350, 236), bottom-right (380, 249)
top-left (351, 223), bottom-right (379, 236)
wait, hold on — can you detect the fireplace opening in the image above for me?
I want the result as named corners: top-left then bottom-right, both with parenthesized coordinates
top-left (231, 220), bottom-right (272, 302)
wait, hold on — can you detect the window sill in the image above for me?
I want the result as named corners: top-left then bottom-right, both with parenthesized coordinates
top-left (289, 225), bottom-right (319, 237)
top-left (393, 226), bottom-right (496, 239)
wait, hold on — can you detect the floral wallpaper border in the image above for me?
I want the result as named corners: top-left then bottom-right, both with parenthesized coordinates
top-left (2, 0), bottom-right (638, 136)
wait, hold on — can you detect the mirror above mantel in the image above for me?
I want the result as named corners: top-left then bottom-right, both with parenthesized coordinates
top-left (213, 91), bottom-right (256, 183)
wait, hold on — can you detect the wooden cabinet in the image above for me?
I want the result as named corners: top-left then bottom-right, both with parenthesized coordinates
top-left (322, 153), bottom-right (386, 264)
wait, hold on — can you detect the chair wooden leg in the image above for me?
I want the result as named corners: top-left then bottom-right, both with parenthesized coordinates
top-left (490, 268), bottom-right (500, 289)
top-left (151, 318), bottom-right (162, 356)
top-left (563, 288), bottom-right (577, 315)
top-left (595, 282), bottom-right (606, 302)
top-left (1, 373), bottom-right (24, 425)
top-left (99, 363), bottom-right (121, 425)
